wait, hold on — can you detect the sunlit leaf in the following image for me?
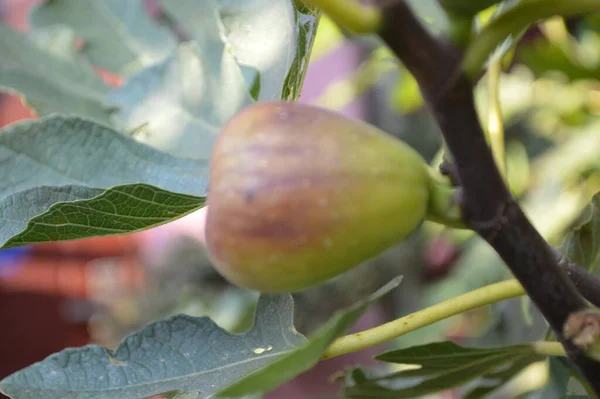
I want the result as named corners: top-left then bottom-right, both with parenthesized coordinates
top-left (29, 0), bottom-right (178, 76)
top-left (107, 41), bottom-right (253, 160)
top-left (158, 0), bottom-right (319, 101)
top-left (0, 23), bottom-right (110, 123)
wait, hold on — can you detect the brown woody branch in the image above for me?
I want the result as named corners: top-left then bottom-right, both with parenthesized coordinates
top-left (378, 0), bottom-right (600, 391)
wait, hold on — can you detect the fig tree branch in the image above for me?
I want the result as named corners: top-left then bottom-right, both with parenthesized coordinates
top-left (377, 0), bottom-right (600, 391)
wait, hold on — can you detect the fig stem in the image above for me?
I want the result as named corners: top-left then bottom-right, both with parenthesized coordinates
top-left (425, 169), bottom-right (467, 229)
top-left (299, 0), bottom-right (382, 34)
top-left (323, 279), bottom-right (524, 359)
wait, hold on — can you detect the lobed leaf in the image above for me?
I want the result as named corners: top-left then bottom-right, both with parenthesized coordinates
top-left (218, 277), bottom-right (403, 397)
top-left (0, 295), bottom-right (306, 399)
top-left (0, 115), bottom-right (207, 248)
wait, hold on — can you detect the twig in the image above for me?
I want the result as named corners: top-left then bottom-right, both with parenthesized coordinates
top-left (556, 250), bottom-right (600, 309)
top-left (323, 279), bottom-right (524, 359)
top-left (377, 0), bottom-right (600, 392)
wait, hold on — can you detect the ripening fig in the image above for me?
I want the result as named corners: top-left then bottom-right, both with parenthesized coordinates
top-left (205, 101), bottom-right (433, 293)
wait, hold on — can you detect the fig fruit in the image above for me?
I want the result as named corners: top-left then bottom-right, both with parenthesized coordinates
top-left (205, 101), bottom-right (432, 292)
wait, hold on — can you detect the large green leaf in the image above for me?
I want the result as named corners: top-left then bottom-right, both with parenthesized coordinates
top-left (217, 277), bottom-right (403, 397)
top-left (0, 115), bottom-right (207, 248)
top-left (29, 0), bottom-right (178, 76)
top-left (0, 115), bottom-right (207, 198)
top-left (107, 41), bottom-right (254, 160)
top-left (0, 185), bottom-right (102, 248)
top-left (1, 184), bottom-right (204, 249)
top-left (158, 0), bottom-right (319, 101)
top-left (0, 0), bottom-right (318, 249)
top-left (0, 23), bottom-right (110, 124)
top-left (343, 341), bottom-right (545, 398)
top-left (106, 0), bottom-right (318, 159)
top-left (0, 295), bottom-right (307, 399)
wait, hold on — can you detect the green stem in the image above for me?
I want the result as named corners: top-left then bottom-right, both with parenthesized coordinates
top-left (425, 169), bottom-right (467, 229)
top-left (463, 0), bottom-right (600, 77)
top-left (323, 279), bottom-right (524, 359)
top-left (300, 0), bottom-right (381, 34)
top-left (487, 59), bottom-right (507, 181)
